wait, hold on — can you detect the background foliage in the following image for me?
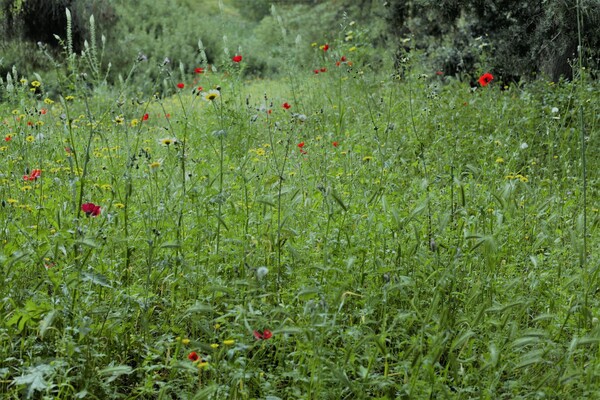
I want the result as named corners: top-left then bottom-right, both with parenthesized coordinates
top-left (3, 0), bottom-right (597, 88)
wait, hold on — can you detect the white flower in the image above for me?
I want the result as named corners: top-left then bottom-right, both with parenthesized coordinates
top-left (520, 142), bottom-right (528, 150)
top-left (551, 107), bottom-right (559, 113)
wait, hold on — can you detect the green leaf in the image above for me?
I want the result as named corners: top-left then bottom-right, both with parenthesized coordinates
top-left (82, 272), bottom-right (112, 288)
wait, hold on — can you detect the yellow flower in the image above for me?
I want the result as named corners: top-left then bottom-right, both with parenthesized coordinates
top-left (44, 98), bottom-right (54, 105)
top-left (100, 184), bottom-right (112, 191)
top-left (214, 323), bottom-right (221, 330)
top-left (65, 95), bottom-right (75, 101)
top-left (210, 343), bottom-right (219, 349)
top-left (7, 198), bottom-right (18, 204)
top-left (26, 136), bottom-right (35, 142)
top-left (149, 161), bottom-right (161, 169)
top-left (349, 46), bottom-right (357, 52)
top-left (198, 361), bottom-right (209, 369)
top-left (223, 339), bottom-right (235, 346)
top-left (0, 146), bottom-right (8, 151)
top-left (31, 80), bottom-right (41, 88)
top-left (362, 156), bottom-right (373, 162)
top-left (20, 79), bottom-right (27, 85)
top-left (114, 116), bottom-right (124, 125)
top-left (495, 157), bottom-right (504, 163)
top-left (130, 118), bottom-right (139, 127)
top-left (311, 42), bottom-right (317, 47)
top-left (181, 338), bottom-right (191, 345)
top-left (21, 185), bottom-right (32, 191)
top-left (114, 203), bottom-right (125, 209)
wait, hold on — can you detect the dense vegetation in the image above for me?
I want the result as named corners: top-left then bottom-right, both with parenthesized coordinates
top-left (0, 0), bottom-right (599, 399)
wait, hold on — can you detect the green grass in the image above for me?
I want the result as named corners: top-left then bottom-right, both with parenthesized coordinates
top-left (0, 41), bottom-right (599, 399)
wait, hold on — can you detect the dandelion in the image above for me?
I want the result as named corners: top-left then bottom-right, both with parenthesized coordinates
top-left (232, 55), bottom-right (243, 63)
top-left (177, 83), bottom-right (185, 89)
top-left (253, 329), bottom-right (273, 340)
top-left (478, 72), bottom-right (494, 87)
top-left (203, 89), bottom-right (220, 102)
top-left (81, 202), bottom-right (101, 217)
top-left (188, 351), bottom-right (200, 362)
top-left (282, 102), bottom-right (291, 110)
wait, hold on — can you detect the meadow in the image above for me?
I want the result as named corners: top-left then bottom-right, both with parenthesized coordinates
top-left (1, 28), bottom-right (600, 399)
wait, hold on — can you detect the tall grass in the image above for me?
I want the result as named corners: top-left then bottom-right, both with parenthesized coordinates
top-left (0, 13), bottom-right (599, 400)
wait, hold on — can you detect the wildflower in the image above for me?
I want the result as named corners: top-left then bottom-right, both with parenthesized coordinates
top-left (44, 98), bottom-right (54, 105)
top-left (232, 55), bottom-right (243, 63)
top-left (142, 113), bottom-right (149, 121)
top-left (131, 119), bottom-right (139, 127)
top-left (282, 102), bottom-right (291, 110)
top-left (198, 361), bottom-right (209, 369)
top-left (333, 141), bottom-right (339, 147)
top-left (20, 78), bottom-right (27, 84)
top-left (159, 138), bottom-right (178, 146)
top-left (149, 161), bottom-right (161, 168)
top-left (188, 351), bottom-right (200, 362)
top-left (478, 72), bottom-right (494, 87)
top-left (313, 69), bottom-right (320, 74)
top-left (210, 343), bottom-right (219, 349)
top-left (297, 142), bottom-right (305, 149)
top-left (194, 67), bottom-right (205, 74)
top-left (23, 169), bottom-right (42, 181)
top-left (181, 338), bottom-right (191, 345)
top-left (223, 339), bottom-right (235, 346)
top-left (7, 199), bottom-right (18, 204)
top-left (320, 44), bottom-right (329, 52)
top-left (203, 89), bottom-right (220, 102)
top-left (362, 156), bottom-right (373, 162)
top-left (100, 184), bottom-right (112, 191)
top-left (495, 157), bottom-right (504, 163)
top-left (177, 83), bottom-right (185, 89)
top-left (320, 67), bottom-right (327, 73)
top-left (114, 203), bottom-right (125, 209)
top-left (65, 95), bottom-right (75, 101)
top-left (26, 135), bottom-right (35, 142)
top-left (349, 46), bottom-right (357, 52)
top-left (81, 202), bottom-right (101, 217)
top-left (253, 329), bottom-right (273, 340)
top-left (114, 115), bottom-right (124, 125)
top-left (31, 80), bottom-right (41, 88)
top-left (5, 135), bottom-right (12, 142)
top-left (340, 56), bottom-right (347, 62)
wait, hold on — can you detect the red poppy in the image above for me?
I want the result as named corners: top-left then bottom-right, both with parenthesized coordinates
top-left (197, 86), bottom-right (203, 92)
top-left (297, 142), bottom-right (305, 148)
top-left (322, 44), bottom-right (329, 52)
top-left (253, 329), bottom-right (273, 340)
top-left (232, 55), bottom-right (243, 63)
top-left (177, 83), bottom-right (185, 89)
top-left (81, 202), bottom-right (101, 217)
top-left (4, 136), bottom-right (11, 142)
top-left (40, 108), bottom-right (47, 115)
top-left (194, 67), bottom-right (204, 74)
top-left (340, 56), bottom-right (347, 62)
top-left (188, 351), bottom-right (199, 362)
top-left (23, 169), bottom-right (41, 181)
top-left (320, 67), bottom-right (327, 73)
top-left (142, 113), bottom-right (149, 121)
top-left (313, 69), bottom-right (319, 74)
top-left (435, 71), bottom-right (443, 76)
top-left (332, 141), bottom-right (339, 147)
top-left (478, 72), bottom-right (494, 87)
top-left (282, 102), bottom-right (291, 110)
